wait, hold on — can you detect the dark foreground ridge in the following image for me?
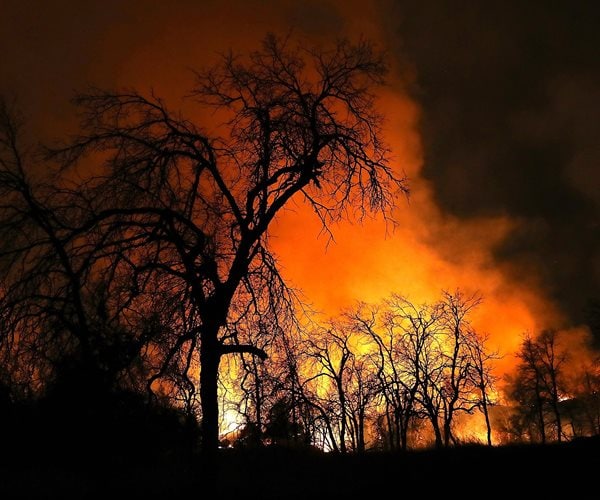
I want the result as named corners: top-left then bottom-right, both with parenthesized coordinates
top-left (0, 436), bottom-right (597, 499)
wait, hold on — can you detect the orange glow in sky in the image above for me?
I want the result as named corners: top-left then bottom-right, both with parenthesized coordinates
top-left (269, 82), bottom-right (563, 377)
top-left (111, 0), bottom-right (569, 378)
top-left (4, 0), bottom-right (574, 379)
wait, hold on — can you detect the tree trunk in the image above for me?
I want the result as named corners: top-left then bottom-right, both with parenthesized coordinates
top-left (443, 413), bottom-right (453, 447)
top-left (252, 357), bottom-right (263, 447)
top-left (480, 391), bottom-right (492, 446)
top-left (549, 373), bottom-right (563, 442)
top-left (431, 414), bottom-right (443, 449)
top-left (357, 408), bottom-right (365, 453)
top-left (384, 400), bottom-right (394, 450)
top-left (337, 380), bottom-right (347, 454)
top-left (394, 410), bottom-right (402, 451)
top-left (534, 384), bottom-right (546, 444)
top-left (323, 414), bottom-right (340, 453)
top-left (200, 330), bottom-right (221, 457)
top-left (400, 414), bottom-right (409, 451)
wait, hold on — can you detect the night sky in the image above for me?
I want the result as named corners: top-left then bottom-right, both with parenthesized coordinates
top-left (387, 1), bottom-right (600, 327)
top-left (1, 0), bottom-right (598, 342)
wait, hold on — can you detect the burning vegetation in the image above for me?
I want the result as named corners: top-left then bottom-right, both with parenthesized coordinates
top-left (0, 31), bottom-right (597, 468)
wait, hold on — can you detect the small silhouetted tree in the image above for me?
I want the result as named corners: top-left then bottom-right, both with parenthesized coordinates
top-left (344, 355), bottom-right (379, 452)
top-left (302, 325), bottom-right (355, 453)
top-left (536, 330), bottom-right (566, 442)
top-left (225, 313), bottom-right (293, 447)
top-left (510, 330), bottom-right (568, 443)
top-left (264, 396), bottom-right (309, 446)
top-left (387, 295), bottom-right (446, 448)
top-left (512, 335), bottom-right (548, 443)
top-left (568, 358), bottom-right (600, 436)
top-left (374, 291), bottom-right (496, 448)
top-left (268, 325), bottom-right (317, 447)
top-left (467, 331), bottom-right (499, 446)
top-left (349, 302), bottom-right (419, 451)
top-left (439, 290), bottom-right (483, 446)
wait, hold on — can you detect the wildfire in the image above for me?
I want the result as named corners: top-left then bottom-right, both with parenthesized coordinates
top-left (6, 0), bottom-right (596, 451)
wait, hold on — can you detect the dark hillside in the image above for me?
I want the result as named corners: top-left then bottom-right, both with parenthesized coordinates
top-left (0, 437), bottom-right (596, 499)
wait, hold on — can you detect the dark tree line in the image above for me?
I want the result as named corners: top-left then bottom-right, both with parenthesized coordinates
top-left (223, 290), bottom-right (499, 451)
top-left (227, 299), bottom-right (600, 451)
top-left (0, 34), bottom-right (406, 459)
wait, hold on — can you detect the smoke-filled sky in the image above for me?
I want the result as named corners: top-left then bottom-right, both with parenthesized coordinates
top-left (388, 1), bottom-right (600, 326)
top-left (1, 0), bottom-right (598, 372)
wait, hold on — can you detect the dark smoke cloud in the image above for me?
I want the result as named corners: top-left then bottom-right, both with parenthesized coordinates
top-left (382, 0), bottom-right (600, 327)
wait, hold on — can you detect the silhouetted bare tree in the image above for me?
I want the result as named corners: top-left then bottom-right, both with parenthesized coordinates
top-left (509, 330), bottom-right (568, 443)
top-left (348, 302), bottom-right (418, 450)
top-left (536, 330), bottom-right (567, 442)
top-left (370, 291), bottom-right (496, 448)
top-left (302, 325), bottom-right (355, 453)
top-left (42, 34), bottom-right (405, 457)
top-left (565, 357), bottom-right (600, 437)
top-left (265, 322), bottom-right (317, 447)
top-left (466, 331), bottom-right (499, 446)
top-left (0, 98), bottom-right (162, 395)
top-left (385, 295), bottom-right (446, 447)
top-left (345, 354), bottom-right (380, 452)
top-left (438, 291), bottom-right (483, 446)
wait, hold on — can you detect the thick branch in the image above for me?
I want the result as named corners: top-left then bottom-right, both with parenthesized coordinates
top-left (221, 343), bottom-right (268, 360)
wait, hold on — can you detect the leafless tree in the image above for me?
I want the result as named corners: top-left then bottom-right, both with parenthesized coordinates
top-left (509, 331), bottom-right (568, 443)
top-left (344, 354), bottom-right (380, 452)
top-left (347, 303), bottom-right (417, 450)
top-left (265, 322), bottom-right (318, 448)
top-left (566, 357), bottom-right (600, 437)
top-left (438, 290), bottom-right (483, 446)
top-left (466, 331), bottom-right (499, 446)
top-left (536, 330), bottom-right (567, 442)
top-left (43, 34), bottom-right (405, 456)
top-left (0, 98), bottom-right (161, 395)
top-left (301, 324), bottom-right (355, 453)
top-left (385, 295), bottom-right (446, 448)
top-left (375, 292), bottom-right (496, 448)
